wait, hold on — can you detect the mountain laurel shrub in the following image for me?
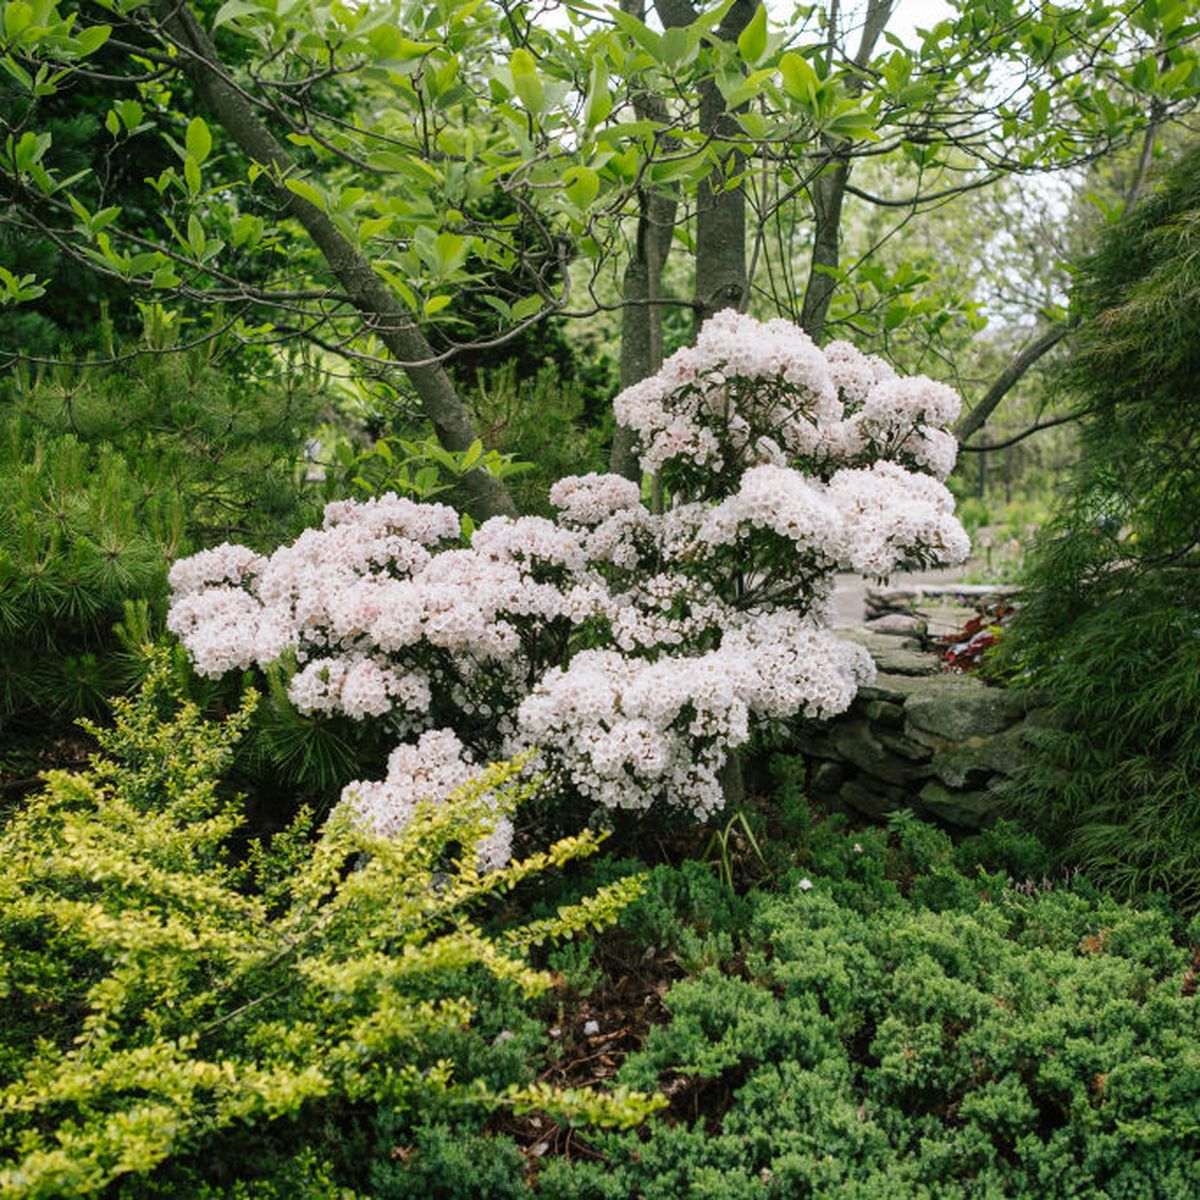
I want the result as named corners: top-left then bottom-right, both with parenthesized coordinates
top-left (167, 311), bottom-right (969, 833)
top-left (0, 654), bottom-right (656, 1198)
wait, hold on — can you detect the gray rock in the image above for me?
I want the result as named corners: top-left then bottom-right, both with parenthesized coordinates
top-left (794, 726), bottom-right (838, 760)
top-left (808, 760), bottom-right (845, 796)
top-left (857, 699), bottom-right (906, 727)
top-left (871, 646), bottom-right (941, 677)
top-left (905, 679), bottom-right (1017, 740)
top-left (839, 777), bottom-right (905, 820)
top-left (865, 613), bottom-right (928, 639)
top-left (830, 719), bottom-right (932, 786)
top-left (877, 731), bottom-right (934, 763)
top-left (857, 675), bottom-right (913, 704)
top-left (917, 781), bottom-right (999, 829)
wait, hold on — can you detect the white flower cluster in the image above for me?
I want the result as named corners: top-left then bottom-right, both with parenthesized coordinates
top-left (340, 728), bottom-right (513, 871)
top-left (518, 615), bottom-right (872, 819)
top-left (613, 308), bottom-right (964, 484)
top-left (167, 311), bottom-right (970, 849)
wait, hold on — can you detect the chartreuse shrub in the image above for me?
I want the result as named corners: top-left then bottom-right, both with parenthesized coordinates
top-left (1000, 145), bottom-right (1200, 906)
top-left (0, 654), bottom-right (658, 1198)
top-left (410, 812), bottom-right (1197, 1200)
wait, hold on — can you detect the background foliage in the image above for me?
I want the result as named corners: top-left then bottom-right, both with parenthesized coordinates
top-left (1001, 143), bottom-right (1200, 907)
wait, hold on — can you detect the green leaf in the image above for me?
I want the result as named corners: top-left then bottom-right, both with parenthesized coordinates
top-left (610, 6), bottom-right (662, 58)
top-left (423, 294), bottom-right (452, 316)
top-left (92, 205), bottom-right (121, 233)
top-left (659, 26), bottom-right (690, 66)
top-left (368, 24), bottom-right (437, 59)
top-left (187, 214), bottom-right (206, 258)
top-left (186, 117), bottom-right (212, 165)
top-left (105, 109), bottom-right (120, 136)
top-left (74, 24), bottom-right (111, 55)
top-left (511, 293), bottom-right (543, 321)
top-left (461, 439), bottom-right (483, 470)
top-left (4, 2), bottom-right (33, 40)
top-left (1032, 89), bottom-right (1050, 127)
top-left (737, 4), bottom-right (768, 64)
top-left (563, 165), bottom-right (599, 208)
top-left (510, 48), bottom-right (544, 119)
top-left (719, 66), bottom-right (774, 110)
top-left (583, 57), bottom-right (612, 129)
top-left (434, 231), bottom-right (470, 275)
top-left (284, 178), bottom-right (325, 210)
top-left (212, 0), bottom-right (262, 27)
top-left (184, 154), bottom-right (201, 197)
top-left (358, 215), bottom-right (393, 241)
top-left (778, 51), bottom-right (819, 106)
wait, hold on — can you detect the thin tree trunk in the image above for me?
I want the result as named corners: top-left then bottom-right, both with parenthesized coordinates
top-left (612, 190), bottom-right (676, 479)
top-left (653, 0), bottom-right (756, 334)
top-left (799, 156), bottom-right (851, 340)
top-left (693, 0), bottom-right (758, 332)
top-left (798, 0), bottom-right (892, 343)
top-left (153, 0), bottom-right (516, 519)
top-left (612, 0), bottom-right (680, 481)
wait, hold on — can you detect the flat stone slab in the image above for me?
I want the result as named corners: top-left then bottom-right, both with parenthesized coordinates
top-left (840, 629), bottom-right (940, 677)
top-left (905, 678), bottom-right (1019, 741)
top-left (865, 613), bottom-right (928, 638)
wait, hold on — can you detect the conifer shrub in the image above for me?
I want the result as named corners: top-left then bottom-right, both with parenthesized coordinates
top-left (429, 814), bottom-right (1199, 1200)
top-left (0, 654), bottom-right (656, 1198)
top-left (1000, 145), bottom-right (1200, 906)
top-left (0, 340), bottom-right (321, 729)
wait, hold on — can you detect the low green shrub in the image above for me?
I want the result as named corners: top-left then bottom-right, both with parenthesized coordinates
top-left (0, 655), bottom-right (657, 1198)
top-left (551, 825), bottom-right (1200, 1198)
top-left (380, 815), bottom-right (1199, 1200)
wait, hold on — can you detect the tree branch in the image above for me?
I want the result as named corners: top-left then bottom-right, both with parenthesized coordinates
top-left (955, 320), bottom-right (1076, 443)
top-left (149, 0), bottom-right (515, 518)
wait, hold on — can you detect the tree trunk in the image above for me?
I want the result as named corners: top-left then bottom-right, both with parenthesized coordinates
top-left (152, 0), bottom-right (516, 519)
top-left (799, 155), bottom-right (850, 341)
top-left (612, 0), bottom-right (681, 480)
top-left (693, 0), bottom-right (758, 333)
top-left (798, 0), bottom-right (892, 343)
top-left (612, 189), bottom-right (676, 479)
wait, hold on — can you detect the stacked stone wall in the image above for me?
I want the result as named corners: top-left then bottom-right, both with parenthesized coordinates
top-left (803, 600), bottom-right (1044, 829)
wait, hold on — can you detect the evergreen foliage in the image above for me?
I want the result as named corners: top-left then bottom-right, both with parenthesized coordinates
top-left (0, 654), bottom-right (655, 1198)
top-left (0, 336), bottom-right (321, 727)
top-left (1000, 145), bottom-right (1200, 906)
top-left (378, 812), bottom-right (1200, 1199)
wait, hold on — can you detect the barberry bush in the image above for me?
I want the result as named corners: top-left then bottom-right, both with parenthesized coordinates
top-left (167, 312), bottom-right (969, 834)
top-left (0, 654), bottom-right (656, 1198)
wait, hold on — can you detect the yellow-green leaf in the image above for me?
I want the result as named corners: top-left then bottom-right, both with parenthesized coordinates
top-left (510, 48), bottom-right (544, 118)
top-left (737, 4), bottom-right (768, 64)
top-left (563, 165), bottom-right (599, 209)
top-left (285, 178), bottom-right (325, 210)
top-left (186, 117), bottom-right (212, 165)
top-left (779, 51), bottom-right (819, 106)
